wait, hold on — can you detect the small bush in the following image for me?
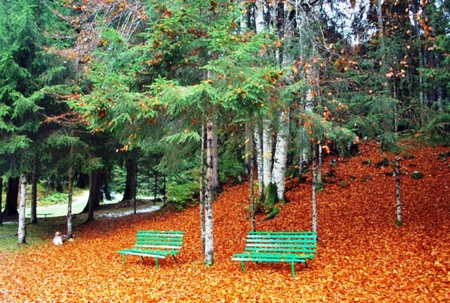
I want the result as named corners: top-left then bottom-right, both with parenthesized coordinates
top-left (167, 181), bottom-right (198, 210)
top-left (412, 171), bottom-right (423, 179)
top-left (317, 182), bottom-right (325, 193)
top-left (41, 193), bottom-right (69, 206)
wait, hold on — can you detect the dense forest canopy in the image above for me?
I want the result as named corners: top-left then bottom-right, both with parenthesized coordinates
top-left (0, 0), bottom-right (449, 233)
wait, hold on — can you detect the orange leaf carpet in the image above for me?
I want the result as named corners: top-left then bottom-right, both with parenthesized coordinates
top-left (1, 143), bottom-right (449, 302)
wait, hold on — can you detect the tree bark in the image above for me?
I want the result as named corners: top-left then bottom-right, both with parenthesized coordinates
top-left (262, 122), bottom-right (273, 192)
top-left (377, 0), bottom-right (385, 48)
top-left (244, 123), bottom-right (252, 175)
top-left (67, 144), bottom-right (75, 239)
top-left (204, 120), bottom-right (214, 265)
top-left (272, 110), bottom-right (289, 201)
top-left (317, 143), bottom-right (323, 185)
top-left (85, 170), bottom-right (101, 222)
top-left (254, 125), bottom-right (263, 196)
top-left (211, 123), bottom-right (221, 199)
top-left (18, 173), bottom-right (27, 244)
top-left (3, 177), bottom-right (19, 216)
top-left (123, 155), bottom-right (138, 201)
top-left (248, 128), bottom-right (256, 231)
top-left (311, 144), bottom-right (317, 232)
top-left (199, 124), bottom-right (206, 252)
top-left (395, 154), bottom-right (402, 226)
top-left (30, 155), bottom-right (39, 224)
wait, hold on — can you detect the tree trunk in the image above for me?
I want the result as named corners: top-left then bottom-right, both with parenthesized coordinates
top-left (395, 154), bottom-right (402, 226)
top-left (253, 0), bottom-right (267, 196)
top-left (317, 143), bottom-right (323, 186)
top-left (67, 144), bottom-right (75, 239)
top-left (86, 172), bottom-right (94, 221)
top-left (411, 0), bottom-right (425, 119)
top-left (249, 128), bottom-right (256, 231)
top-left (298, 120), bottom-right (309, 183)
top-left (85, 170), bottom-right (101, 222)
top-left (255, 0), bottom-right (265, 33)
top-left (204, 120), bottom-right (214, 266)
top-left (199, 124), bottom-right (206, 252)
top-left (30, 155), bottom-right (39, 224)
top-left (254, 125), bottom-right (263, 196)
top-left (311, 144), bottom-right (317, 232)
top-left (262, 122), bottom-right (273, 193)
top-left (123, 155), bottom-right (138, 201)
top-left (244, 123), bottom-right (252, 175)
top-left (377, 0), bottom-right (385, 48)
top-left (18, 173), bottom-right (27, 244)
top-left (272, 110), bottom-right (289, 201)
top-left (211, 123), bottom-right (221, 199)
top-left (3, 177), bottom-right (19, 216)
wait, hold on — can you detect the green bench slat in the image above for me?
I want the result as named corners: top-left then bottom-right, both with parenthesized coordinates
top-left (232, 253), bottom-right (311, 262)
top-left (118, 230), bottom-right (185, 269)
top-left (117, 249), bottom-right (175, 258)
top-left (232, 231), bottom-right (317, 278)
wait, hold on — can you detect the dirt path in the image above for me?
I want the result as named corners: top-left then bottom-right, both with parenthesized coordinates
top-left (1, 192), bottom-right (162, 223)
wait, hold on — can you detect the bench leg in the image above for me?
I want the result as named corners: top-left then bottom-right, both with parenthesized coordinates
top-left (172, 255), bottom-right (178, 263)
top-left (155, 258), bottom-right (159, 270)
top-left (240, 261), bottom-right (246, 273)
top-left (291, 262), bottom-right (296, 278)
top-left (121, 255), bottom-right (126, 267)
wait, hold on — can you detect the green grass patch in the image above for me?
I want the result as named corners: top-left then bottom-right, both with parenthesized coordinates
top-left (0, 220), bottom-right (62, 251)
top-left (0, 214), bottom-right (89, 251)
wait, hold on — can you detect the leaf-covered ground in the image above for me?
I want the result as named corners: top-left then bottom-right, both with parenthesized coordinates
top-left (1, 142), bottom-right (449, 302)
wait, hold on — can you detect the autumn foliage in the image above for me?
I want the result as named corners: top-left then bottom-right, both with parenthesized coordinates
top-left (1, 143), bottom-right (449, 302)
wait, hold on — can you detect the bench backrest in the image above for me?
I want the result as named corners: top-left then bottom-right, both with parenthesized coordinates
top-left (134, 230), bottom-right (185, 251)
top-left (244, 231), bottom-right (317, 257)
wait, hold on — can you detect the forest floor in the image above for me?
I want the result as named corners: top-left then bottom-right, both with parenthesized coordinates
top-left (0, 141), bottom-right (449, 302)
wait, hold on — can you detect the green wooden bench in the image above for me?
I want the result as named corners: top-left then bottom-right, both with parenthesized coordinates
top-left (231, 231), bottom-right (317, 278)
top-left (117, 230), bottom-right (185, 269)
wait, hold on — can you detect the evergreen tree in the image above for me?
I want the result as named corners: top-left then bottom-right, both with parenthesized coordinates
top-left (0, 0), bottom-right (75, 220)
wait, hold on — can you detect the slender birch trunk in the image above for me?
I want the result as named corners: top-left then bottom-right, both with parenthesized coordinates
top-left (411, 0), bottom-right (425, 118)
top-left (262, 123), bottom-right (273, 190)
top-left (18, 173), bottom-right (27, 244)
top-left (255, 0), bottom-right (265, 33)
top-left (252, 0), bottom-right (266, 196)
top-left (67, 144), bottom-right (75, 239)
top-left (298, 119), bottom-right (309, 182)
top-left (244, 123), bottom-right (252, 175)
top-left (317, 143), bottom-right (323, 186)
top-left (311, 146), bottom-right (317, 232)
top-left (248, 126), bottom-right (256, 231)
top-left (377, 0), bottom-right (385, 48)
top-left (204, 120), bottom-right (214, 265)
top-left (254, 126), bottom-right (263, 195)
top-left (272, 110), bottom-right (289, 201)
top-left (395, 154), bottom-right (402, 226)
top-left (199, 124), bottom-right (206, 252)
top-left (394, 98), bottom-right (402, 226)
